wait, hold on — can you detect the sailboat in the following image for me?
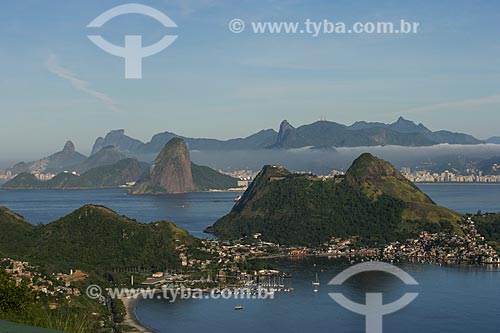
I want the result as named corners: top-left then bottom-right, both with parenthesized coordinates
top-left (312, 273), bottom-right (320, 286)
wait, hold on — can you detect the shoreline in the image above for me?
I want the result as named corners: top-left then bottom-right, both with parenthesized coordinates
top-left (123, 259), bottom-right (499, 333)
top-left (120, 294), bottom-right (158, 333)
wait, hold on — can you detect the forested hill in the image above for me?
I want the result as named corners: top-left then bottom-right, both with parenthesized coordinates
top-left (208, 153), bottom-right (463, 246)
top-left (2, 159), bottom-right (148, 190)
top-left (0, 205), bottom-right (199, 274)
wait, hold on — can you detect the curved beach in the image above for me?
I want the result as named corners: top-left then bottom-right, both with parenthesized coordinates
top-left (121, 295), bottom-right (158, 333)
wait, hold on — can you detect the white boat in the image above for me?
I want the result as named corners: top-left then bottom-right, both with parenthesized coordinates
top-left (312, 273), bottom-right (320, 286)
top-left (234, 305), bottom-right (243, 310)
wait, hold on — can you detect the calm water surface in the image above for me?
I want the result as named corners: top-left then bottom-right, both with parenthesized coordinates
top-left (0, 184), bottom-right (499, 235)
top-left (0, 189), bottom-right (240, 238)
top-left (417, 183), bottom-right (500, 214)
top-left (135, 259), bottom-right (500, 333)
top-left (1, 185), bottom-right (500, 332)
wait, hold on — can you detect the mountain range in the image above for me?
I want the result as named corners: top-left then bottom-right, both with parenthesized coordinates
top-left (90, 117), bottom-right (487, 156)
top-left (486, 137), bottom-right (500, 144)
top-left (4, 141), bottom-right (128, 176)
top-left (271, 117), bottom-right (482, 148)
top-left (3, 117), bottom-right (500, 180)
top-left (91, 128), bottom-right (278, 155)
top-left (6, 141), bottom-right (87, 175)
top-left (3, 138), bottom-right (238, 191)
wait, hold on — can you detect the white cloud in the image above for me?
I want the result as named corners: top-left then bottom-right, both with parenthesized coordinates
top-left (46, 54), bottom-right (120, 112)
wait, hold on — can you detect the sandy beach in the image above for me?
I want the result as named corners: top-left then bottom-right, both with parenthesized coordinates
top-left (120, 295), bottom-right (158, 333)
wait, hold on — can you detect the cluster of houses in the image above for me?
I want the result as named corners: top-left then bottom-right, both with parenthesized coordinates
top-left (1, 258), bottom-right (83, 300)
top-left (319, 218), bottom-right (499, 265)
top-left (183, 216), bottom-right (500, 268)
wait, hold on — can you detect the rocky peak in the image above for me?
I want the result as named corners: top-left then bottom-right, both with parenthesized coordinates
top-left (131, 138), bottom-right (197, 194)
top-left (275, 120), bottom-right (295, 147)
top-left (278, 120), bottom-right (294, 134)
top-left (104, 129), bottom-right (126, 140)
top-left (346, 153), bottom-right (403, 183)
top-left (63, 140), bottom-right (76, 153)
top-left (345, 153), bottom-right (435, 205)
top-left (391, 117), bottom-right (430, 134)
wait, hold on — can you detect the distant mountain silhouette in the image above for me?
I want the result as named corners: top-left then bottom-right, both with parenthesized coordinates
top-left (487, 136), bottom-right (500, 144)
top-left (91, 117), bottom-right (484, 156)
top-left (91, 129), bottom-right (278, 155)
top-left (271, 117), bottom-right (482, 148)
top-left (6, 141), bottom-right (86, 174)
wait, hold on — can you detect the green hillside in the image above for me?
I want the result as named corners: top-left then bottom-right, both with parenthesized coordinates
top-left (209, 154), bottom-right (463, 246)
top-left (0, 205), bottom-right (200, 332)
top-left (191, 163), bottom-right (238, 190)
top-left (0, 204), bottom-right (200, 274)
top-left (72, 145), bottom-right (126, 174)
top-left (0, 207), bottom-right (34, 258)
top-left (474, 213), bottom-right (500, 251)
top-left (3, 159), bottom-right (147, 190)
top-left (345, 153), bottom-right (462, 229)
top-left (29, 205), bottom-right (197, 273)
top-left (1, 173), bottom-right (40, 189)
top-left (0, 268), bottom-right (97, 333)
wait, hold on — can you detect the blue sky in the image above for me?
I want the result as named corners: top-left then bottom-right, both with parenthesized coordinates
top-left (1, 0), bottom-right (500, 158)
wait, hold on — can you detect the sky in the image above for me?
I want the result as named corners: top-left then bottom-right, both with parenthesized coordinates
top-left (1, 0), bottom-right (500, 159)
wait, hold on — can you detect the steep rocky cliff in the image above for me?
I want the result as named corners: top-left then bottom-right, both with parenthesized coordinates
top-left (131, 138), bottom-right (197, 194)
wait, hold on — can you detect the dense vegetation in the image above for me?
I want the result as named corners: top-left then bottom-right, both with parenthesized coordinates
top-left (191, 163), bottom-right (238, 190)
top-left (1, 173), bottom-right (41, 189)
top-left (474, 213), bottom-right (500, 250)
top-left (33, 205), bottom-right (198, 273)
top-left (213, 176), bottom-right (406, 245)
top-left (345, 153), bottom-right (462, 229)
top-left (0, 270), bottom-right (94, 332)
top-left (0, 207), bottom-right (35, 257)
top-left (210, 154), bottom-right (462, 246)
top-left (3, 159), bottom-right (147, 190)
top-left (0, 205), bottom-right (200, 274)
top-left (0, 205), bottom-right (204, 332)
